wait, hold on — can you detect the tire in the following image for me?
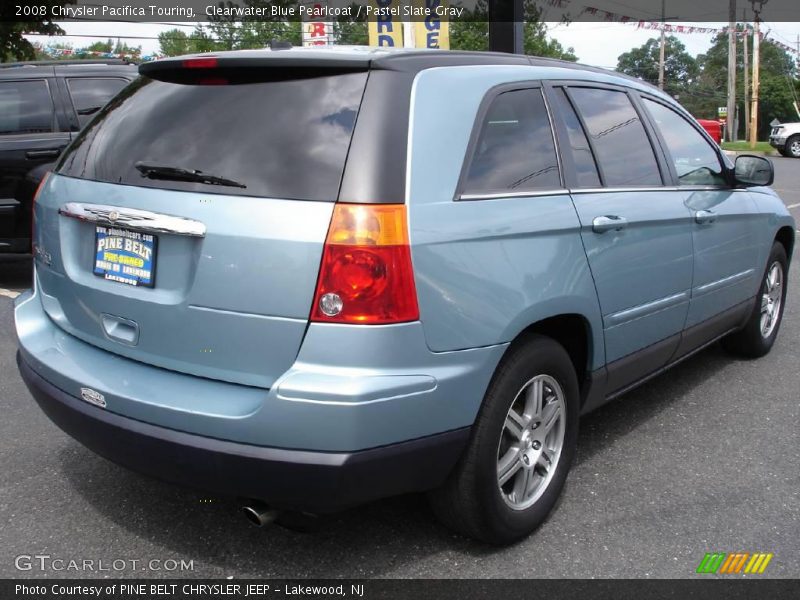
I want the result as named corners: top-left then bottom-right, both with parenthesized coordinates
top-left (723, 241), bottom-right (789, 358)
top-left (787, 135), bottom-right (800, 159)
top-left (429, 334), bottom-right (579, 545)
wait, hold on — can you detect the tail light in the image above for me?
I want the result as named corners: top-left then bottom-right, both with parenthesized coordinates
top-left (182, 56), bottom-right (218, 69)
top-left (31, 171), bottom-right (51, 248)
top-left (311, 204), bottom-right (419, 325)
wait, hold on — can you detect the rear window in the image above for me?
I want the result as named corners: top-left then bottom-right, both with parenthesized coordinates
top-left (57, 72), bottom-right (368, 201)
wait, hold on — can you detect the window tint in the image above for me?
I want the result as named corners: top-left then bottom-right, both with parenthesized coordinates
top-left (552, 88), bottom-right (600, 187)
top-left (67, 78), bottom-right (129, 127)
top-left (0, 80), bottom-right (54, 134)
top-left (58, 72), bottom-right (367, 201)
top-left (569, 88), bottom-right (661, 187)
top-left (464, 88), bottom-right (560, 195)
top-left (642, 98), bottom-right (726, 186)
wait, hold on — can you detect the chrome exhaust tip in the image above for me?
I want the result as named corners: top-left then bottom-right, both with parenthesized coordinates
top-left (241, 501), bottom-right (279, 527)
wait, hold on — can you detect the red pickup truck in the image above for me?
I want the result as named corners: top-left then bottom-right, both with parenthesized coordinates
top-left (697, 119), bottom-right (722, 144)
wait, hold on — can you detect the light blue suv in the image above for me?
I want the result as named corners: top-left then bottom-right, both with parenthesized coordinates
top-left (15, 48), bottom-right (794, 544)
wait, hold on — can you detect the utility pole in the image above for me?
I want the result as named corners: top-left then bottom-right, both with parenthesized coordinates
top-left (749, 1), bottom-right (767, 149)
top-left (726, 0), bottom-right (737, 142)
top-left (743, 12), bottom-right (750, 142)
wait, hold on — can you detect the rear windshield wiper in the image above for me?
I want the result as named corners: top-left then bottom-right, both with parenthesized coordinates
top-left (134, 162), bottom-right (246, 189)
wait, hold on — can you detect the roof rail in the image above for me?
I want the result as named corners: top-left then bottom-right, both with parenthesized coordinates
top-left (0, 59), bottom-right (135, 68)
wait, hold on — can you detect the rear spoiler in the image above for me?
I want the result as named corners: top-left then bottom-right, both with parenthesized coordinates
top-left (139, 54), bottom-right (371, 83)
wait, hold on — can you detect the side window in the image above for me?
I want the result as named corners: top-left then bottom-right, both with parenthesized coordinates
top-left (642, 98), bottom-right (726, 186)
top-left (0, 80), bottom-right (54, 134)
top-left (463, 88), bottom-right (560, 195)
top-left (67, 78), bottom-right (128, 127)
top-left (551, 88), bottom-right (600, 187)
top-left (569, 87), bottom-right (662, 187)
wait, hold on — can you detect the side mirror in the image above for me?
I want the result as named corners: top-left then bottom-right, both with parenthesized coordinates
top-left (734, 155), bottom-right (774, 187)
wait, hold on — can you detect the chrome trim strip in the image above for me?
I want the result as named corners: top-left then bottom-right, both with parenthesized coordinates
top-left (570, 185), bottom-right (745, 194)
top-left (59, 203), bottom-right (206, 238)
top-left (458, 185), bottom-right (740, 201)
top-left (459, 189), bottom-right (570, 201)
top-left (605, 291), bottom-right (689, 328)
top-left (693, 268), bottom-right (755, 297)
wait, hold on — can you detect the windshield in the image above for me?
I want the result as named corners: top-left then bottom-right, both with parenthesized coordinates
top-left (57, 72), bottom-right (368, 201)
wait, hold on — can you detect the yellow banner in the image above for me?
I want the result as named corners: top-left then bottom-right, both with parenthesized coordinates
top-left (413, 0), bottom-right (450, 49)
top-left (368, 0), bottom-right (403, 48)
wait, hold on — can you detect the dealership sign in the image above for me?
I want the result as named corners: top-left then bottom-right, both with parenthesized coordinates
top-left (302, 1), bottom-right (333, 46)
top-left (367, 0), bottom-right (450, 49)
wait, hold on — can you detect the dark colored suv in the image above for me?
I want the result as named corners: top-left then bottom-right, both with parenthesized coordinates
top-left (0, 60), bottom-right (137, 254)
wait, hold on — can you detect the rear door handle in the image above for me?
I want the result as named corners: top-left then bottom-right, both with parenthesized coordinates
top-left (25, 148), bottom-right (62, 159)
top-left (592, 215), bottom-right (628, 233)
top-left (695, 210), bottom-right (716, 224)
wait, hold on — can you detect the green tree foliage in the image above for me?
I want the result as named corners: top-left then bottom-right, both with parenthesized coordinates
top-left (86, 40), bottom-right (113, 54)
top-left (188, 25), bottom-right (222, 53)
top-left (616, 32), bottom-right (799, 139)
top-left (0, 0), bottom-right (73, 62)
top-left (694, 31), bottom-right (798, 137)
top-left (617, 36), bottom-right (698, 91)
top-left (450, 0), bottom-right (490, 51)
top-left (205, 0), bottom-right (300, 50)
top-left (158, 29), bottom-right (191, 57)
top-left (334, 3), bottom-right (368, 46)
top-left (451, 0), bottom-right (576, 60)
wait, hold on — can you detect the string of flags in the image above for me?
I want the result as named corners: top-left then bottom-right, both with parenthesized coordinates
top-left (541, 1), bottom-right (798, 55)
top-left (38, 46), bottom-right (164, 62)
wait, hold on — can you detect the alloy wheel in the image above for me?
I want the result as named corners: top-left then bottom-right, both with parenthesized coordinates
top-left (760, 261), bottom-right (784, 338)
top-left (497, 374), bottom-right (566, 511)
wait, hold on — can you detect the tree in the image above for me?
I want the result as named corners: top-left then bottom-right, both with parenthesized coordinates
top-left (205, 0), bottom-right (300, 50)
top-left (450, 0), bottom-right (490, 52)
top-left (617, 36), bottom-right (698, 92)
top-left (113, 39), bottom-right (140, 58)
top-left (158, 29), bottom-right (190, 57)
top-left (693, 31), bottom-right (798, 138)
top-left (188, 25), bottom-right (222, 53)
top-left (0, 0), bottom-right (74, 61)
top-left (86, 39), bottom-right (113, 54)
top-left (334, 3), bottom-right (368, 46)
top-left (450, 0), bottom-right (576, 60)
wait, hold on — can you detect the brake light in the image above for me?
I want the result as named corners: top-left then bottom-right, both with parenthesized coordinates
top-left (311, 204), bottom-right (419, 324)
top-left (182, 56), bottom-right (218, 69)
top-left (31, 171), bottom-right (51, 247)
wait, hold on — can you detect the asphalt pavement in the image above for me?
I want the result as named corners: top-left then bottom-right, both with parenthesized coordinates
top-left (1, 159), bottom-right (798, 579)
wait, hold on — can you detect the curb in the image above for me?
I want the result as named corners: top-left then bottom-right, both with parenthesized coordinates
top-left (722, 149), bottom-right (779, 157)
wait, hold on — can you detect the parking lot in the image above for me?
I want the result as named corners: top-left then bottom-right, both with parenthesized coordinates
top-left (1, 157), bottom-right (798, 579)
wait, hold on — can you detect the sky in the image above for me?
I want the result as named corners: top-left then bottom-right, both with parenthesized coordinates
top-left (23, 19), bottom-right (800, 68)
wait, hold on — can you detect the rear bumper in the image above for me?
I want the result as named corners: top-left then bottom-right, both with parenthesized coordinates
top-left (18, 351), bottom-right (469, 512)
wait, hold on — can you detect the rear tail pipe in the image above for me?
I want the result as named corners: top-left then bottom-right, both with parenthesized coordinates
top-left (241, 500), bottom-right (279, 527)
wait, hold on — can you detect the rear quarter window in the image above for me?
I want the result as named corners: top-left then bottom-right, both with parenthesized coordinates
top-left (57, 72), bottom-right (368, 201)
top-left (462, 88), bottom-right (561, 196)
